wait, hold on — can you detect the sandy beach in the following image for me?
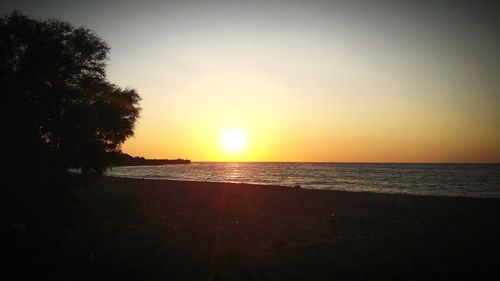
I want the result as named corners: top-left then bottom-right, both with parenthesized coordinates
top-left (7, 177), bottom-right (500, 280)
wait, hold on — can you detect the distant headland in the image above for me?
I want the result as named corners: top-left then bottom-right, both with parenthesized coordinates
top-left (106, 151), bottom-right (190, 166)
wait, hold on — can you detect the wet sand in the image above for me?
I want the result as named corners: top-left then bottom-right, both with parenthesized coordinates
top-left (7, 177), bottom-right (500, 280)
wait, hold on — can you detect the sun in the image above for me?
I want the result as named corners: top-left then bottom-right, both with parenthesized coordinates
top-left (220, 129), bottom-right (247, 154)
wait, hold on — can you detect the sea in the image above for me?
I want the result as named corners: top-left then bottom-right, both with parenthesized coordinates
top-left (106, 162), bottom-right (500, 198)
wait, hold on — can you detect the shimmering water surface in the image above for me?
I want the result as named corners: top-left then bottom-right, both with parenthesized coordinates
top-left (106, 162), bottom-right (500, 198)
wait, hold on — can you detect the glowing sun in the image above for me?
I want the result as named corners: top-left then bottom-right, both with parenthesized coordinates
top-left (220, 129), bottom-right (247, 154)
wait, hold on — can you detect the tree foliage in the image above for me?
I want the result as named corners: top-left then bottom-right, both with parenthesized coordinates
top-left (0, 11), bottom-right (141, 184)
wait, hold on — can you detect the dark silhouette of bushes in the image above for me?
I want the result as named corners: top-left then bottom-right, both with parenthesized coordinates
top-left (1, 11), bottom-right (141, 187)
top-left (105, 151), bottom-right (190, 166)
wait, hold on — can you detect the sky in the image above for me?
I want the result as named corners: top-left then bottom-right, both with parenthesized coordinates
top-left (2, 0), bottom-right (500, 162)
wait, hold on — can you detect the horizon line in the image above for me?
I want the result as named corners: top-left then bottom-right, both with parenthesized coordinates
top-left (189, 161), bottom-right (500, 165)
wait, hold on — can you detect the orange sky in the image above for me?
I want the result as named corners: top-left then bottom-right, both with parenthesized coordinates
top-left (120, 60), bottom-right (500, 162)
top-left (110, 2), bottom-right (499, 163)
top-left (6, 1), bottom-right (498, 162)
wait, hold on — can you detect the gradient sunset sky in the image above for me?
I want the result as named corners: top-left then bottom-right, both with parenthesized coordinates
top-left (2, 0), bottom-right (499, 162)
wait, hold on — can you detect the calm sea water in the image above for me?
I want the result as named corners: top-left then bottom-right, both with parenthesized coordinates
top-left (106, 162), bottom-right (500, 198)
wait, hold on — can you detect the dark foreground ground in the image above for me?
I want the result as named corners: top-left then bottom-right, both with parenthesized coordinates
top-left (5, 177), bottom-right (500, 280)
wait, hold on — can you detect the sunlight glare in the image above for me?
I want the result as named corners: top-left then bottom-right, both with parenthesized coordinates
top-left (220, 129), bottom-right (247, 154)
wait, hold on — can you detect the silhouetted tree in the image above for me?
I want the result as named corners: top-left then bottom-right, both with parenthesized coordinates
top-left (0, 11), bottom-right (141, 186)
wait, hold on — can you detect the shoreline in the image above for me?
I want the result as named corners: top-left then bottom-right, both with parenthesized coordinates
top-left (103, 175), bottom-right (500, 200)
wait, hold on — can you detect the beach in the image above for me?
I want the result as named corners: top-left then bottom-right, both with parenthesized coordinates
top-left (7, 177), bottom-right (500, 280)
